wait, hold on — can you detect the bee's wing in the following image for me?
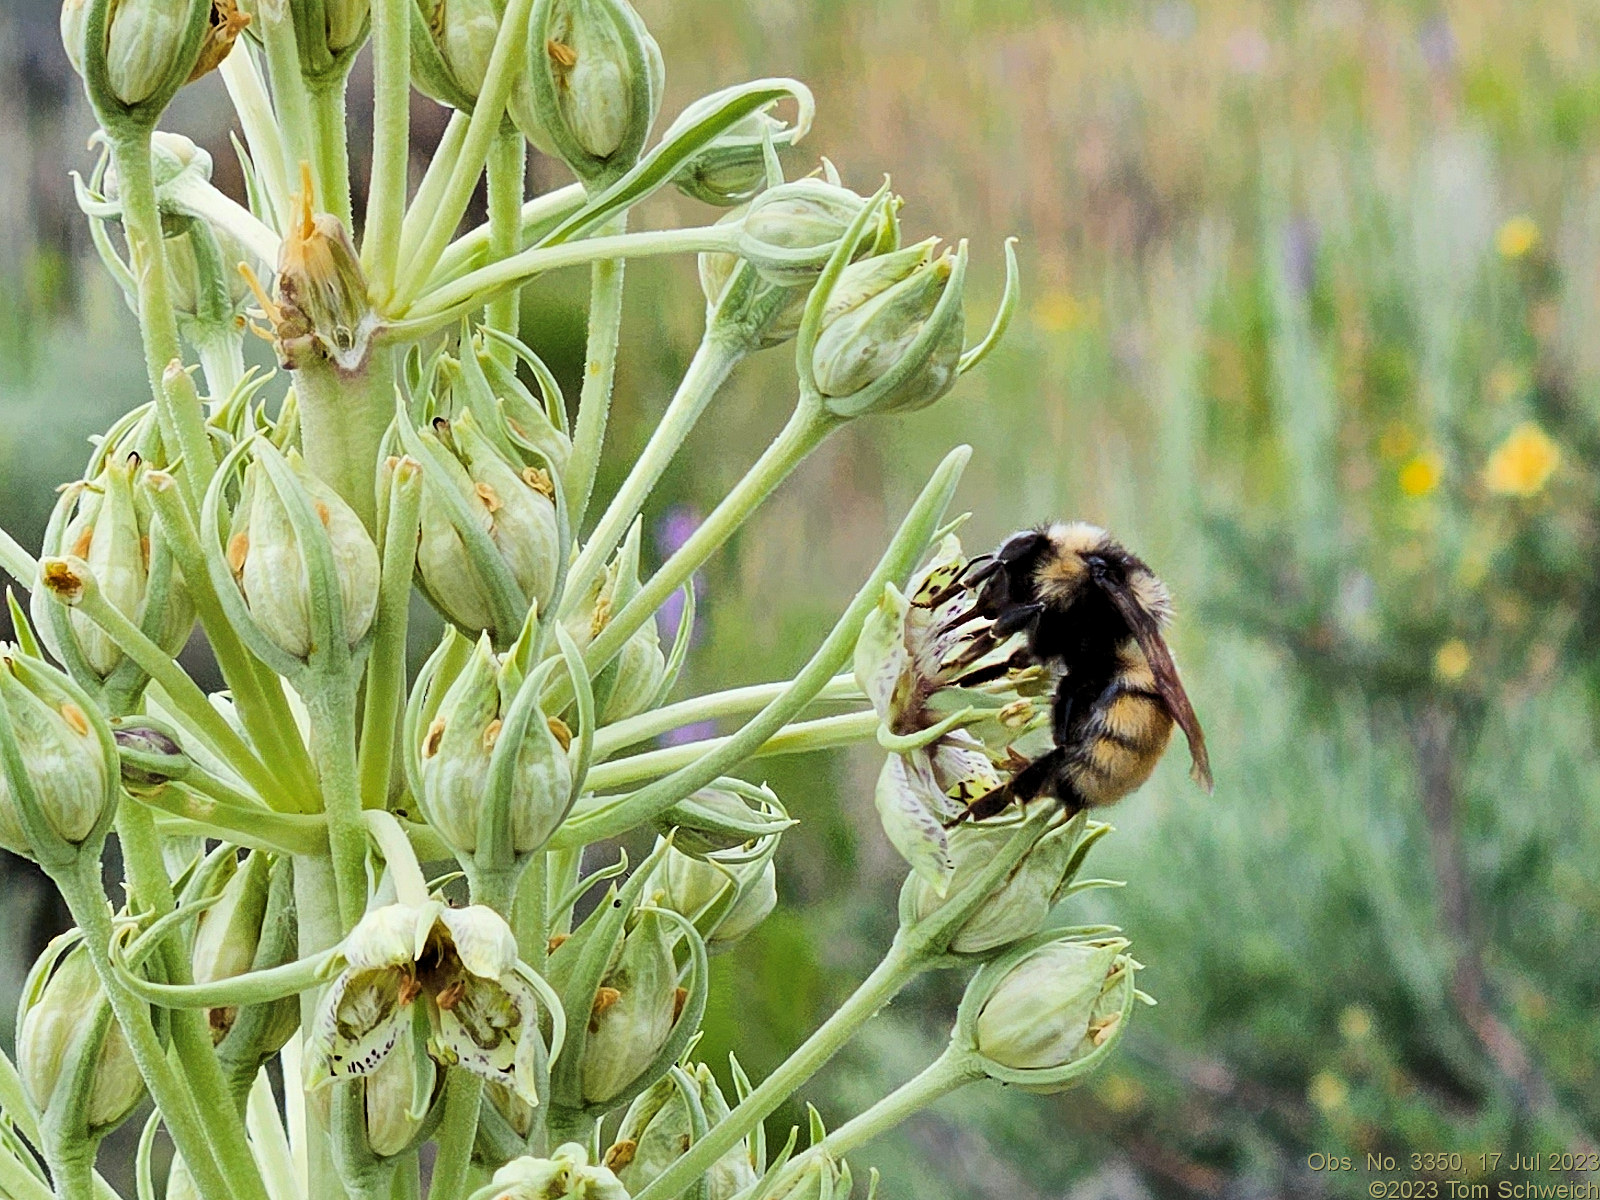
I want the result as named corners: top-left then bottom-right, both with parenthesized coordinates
top-left (1099, 584), bottom-right (1214, 792)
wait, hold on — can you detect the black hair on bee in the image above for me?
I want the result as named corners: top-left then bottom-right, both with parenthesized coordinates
top-left (957, 521), bottom-right (1212, 822)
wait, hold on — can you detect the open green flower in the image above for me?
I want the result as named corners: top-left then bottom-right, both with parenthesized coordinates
top-left (481, 1144), bottom-right (629, 1200)
top-left (305, 902), bottom-right (554, 1106)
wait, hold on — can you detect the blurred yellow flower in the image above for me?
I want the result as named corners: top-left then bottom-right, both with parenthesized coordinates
top-left (1483, 423), bottom-right (1560, 497)
top-left (1099, 1073), bottom-right (1146, 1114)
top-left (1496, 215), bottom-right (1540, 260)
top-left (1434, 639), bottom-right (1471, 681)
top-left (1308, 1071), bottom-right (1349, 1113)
top-left (1031, 289), bottom-right (1090, 333)
top-left (1338, 1005), bottom-right (1372, 1042)
top-left (1398, 450), bottom-right (1442, 497)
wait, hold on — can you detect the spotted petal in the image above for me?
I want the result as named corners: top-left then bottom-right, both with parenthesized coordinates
top-left (304, 966), bottom-right (416, 1091)
top-left (437, 904), bottom-right (519, 980)
top-left (428, 970), bottom-right (541, 1105)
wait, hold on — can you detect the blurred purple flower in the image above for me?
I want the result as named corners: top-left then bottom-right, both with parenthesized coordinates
top-left (660, 719), bottom-right (718, 748)
top-left (1282, 216), bottom-right (1319, 296)
top-left (1418, 13), bottom-right (1455, 74)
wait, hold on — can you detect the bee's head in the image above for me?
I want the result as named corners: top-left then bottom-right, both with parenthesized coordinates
top-left (1033, 522), bottom-right (1172, 623)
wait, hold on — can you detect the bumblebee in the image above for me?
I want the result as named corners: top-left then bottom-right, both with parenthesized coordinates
top-left (958, 521), bottom-right (1212, 821)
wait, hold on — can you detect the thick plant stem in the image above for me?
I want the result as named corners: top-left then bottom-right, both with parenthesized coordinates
top-left (108, 130), bottom-right (216, 513)
top-left (485, 129), bottom-right (526, 356)
top-left (592, 673), bottom-right (859, 757)
top-left (774, 1050), bottom-right (981, 1189)
top-left (52, 858), bottom-right (251, 1200)
top-left (363, 0), bottom-right (411, 300)
top-left (426, 1072), bottom-right (485, 1200)
top-left (306, 682), bottom-right (369, 928)
top-left (296, 856), bottom-right (351, 1200)
top-left (310, 79), bottom-right (354, 228)
top-left (632, 940), bottom-right (926, 1200)
top-left (43, 1148), bottom-right (96, 1200)
top-left (583, 404), bottom-right (837, 676)
top-left (564, 218), bottom-right (629, 535)
top-left (561, 332), bottom-right (746, 615)
top-left (115, 802), bottom-right (263, 1186)
top-left (293, 347), bottom-right (396, 531)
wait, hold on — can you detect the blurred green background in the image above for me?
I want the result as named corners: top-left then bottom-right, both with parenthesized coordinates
top-left (5, 1), bottom-right (1600, 1196)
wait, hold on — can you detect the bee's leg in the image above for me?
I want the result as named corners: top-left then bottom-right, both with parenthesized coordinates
top-left (1052, 685), bottom-right (1076, 746)
top-left (950, 783), bottom-right (1013, 825)
top-left (992, 601), bottom-right (1044, 638)
top-left (1010, 746), bottom-right (1066, 802)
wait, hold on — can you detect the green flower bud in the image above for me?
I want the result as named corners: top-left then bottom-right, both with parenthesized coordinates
top-left (561, 530), bottom-right (665, 723)
top-left (489, 1144), bottom-right (630, 1200)
top-left (417, 636), bottom-right (573, 856)
top-left (414, 412), bottom-right (560, 647)
top-left (652, 780), bottom-right (791, 857)
top-left (606, 1063), bottom-right (756, 1199)
top-left (810, 240), bottom-right (966, 418)
top-left (364, 1025), bottom-right (439, 1157)
top-left (18, 940), bottom-right (144, 1133)
top-left (969, 937), bottom-right (1129, 1074)
top-left (652, 836), bottom-right (778, 954)
top-left (43, 452), bottom-right (195, 684)
top-left (901, 816), bottom-right (1098, 955)
top-left (164, 215), bottom-right (254, 330)
top-left (191, 850), bottom-right (272, 1042)
top-left (580, 908), bottom-right (680, 1106)
top-left (674, 110), bottom-right (791, 208)
top-left (513, 0), bottom-right (664, 179)
top-left (112, 720), bottom-right (189, 787)
top-left (288, 0), bottom-right (370, 79)
top-left (227, 450), bottom-right (380, 662)
top-left (60, 0), bottom-right (247, 109)
top-left (699, 222), bottom-right (808, 351)
top-left (736, 178), bottom-right (899, 287)
top-left (0, 653), bottom-right (114, 861)
top-left (165, 1158), bottom-right (200, 1200)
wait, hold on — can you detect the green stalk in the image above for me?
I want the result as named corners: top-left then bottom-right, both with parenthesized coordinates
top-left (484, 128), bottom-right (527, 356)
top-left (363, 0), bottom-right (411, 300)
top-left (194, 333), bottom-right (246, 401)
top-left (770, 1050), bottom-right (981, 1191)
top-left (358, 460), bottom-right (423, 811)
top-left (632, 940), bottom-right (927, 1200)
top-left (144, 474), bottom-right (322, 805)
top-left (309, 79), bottom-right (354, 228)
top-left (564, 216), bottom-right (629, 535)
top-left (117, 802), bottom-right (268, 1200)
top-left (582, 404), bottom-right (839, 678)
top-left (388, 0), bottom-right (539, 310)
top-left (52, 858), bottom-right (247, 1200)
top-left (514, 850), bottom-right (549, 973)
top-left (253, 1), bottom-right (316, 199)
top-left (397, 112), bottom-right (469, 267)
top-left (108, 130), bottom-right (216, 513)
top-left (427, 182), bottom-right (587, 289)
top-left (591, 673), bottom-right (860, 758)
top-left (292, 347), bottom-right (396, 531)
top-left (45, 567), bottom-right (286, 807)
top-left (295, 857), bottom-right (352, 1200)
top-left (0, 523), bottom-right (37, 586)
top-left (392, 225), bottom-right (734, 342)
top-left (582, 710), bottom-right (879, 795)
top-left (42, 1147), bottom-right (95, 1200)
top-left (425, 1072), bottom-right (484, 1200)
top-left (560, 331), bottom-right (747, 615)
top-left (217, 42), bottom-right (291, 225)
top-left (304, 681), bottom-right (369, 928)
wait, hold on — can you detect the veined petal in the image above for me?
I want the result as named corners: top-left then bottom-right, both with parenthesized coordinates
top-left (345, 903), bottom-right (434, 971)
top-left (428, 972), bottom-right (538, 1104)
top-left (304, 967), bottom-right (416, 1090)
top-left (438, 904), bottom-right (519, 980)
